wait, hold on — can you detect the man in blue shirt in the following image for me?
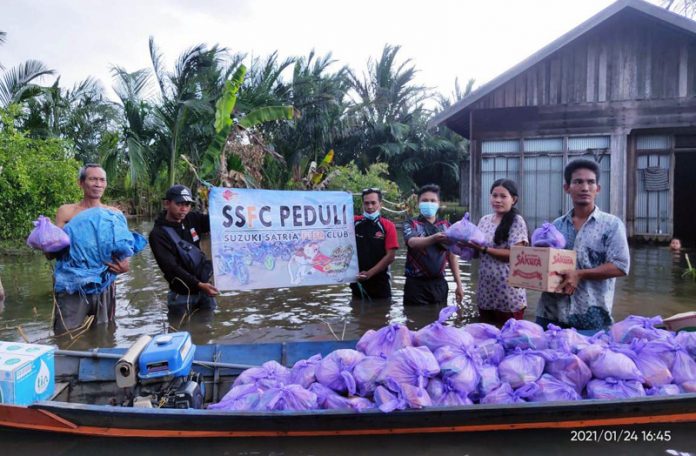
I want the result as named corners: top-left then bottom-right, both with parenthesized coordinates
top-left (536, 159), bottom-right (630, 331)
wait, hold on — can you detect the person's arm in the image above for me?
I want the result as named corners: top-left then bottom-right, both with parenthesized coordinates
top-left (358, 249), bottom-right (396, 281)
top-left (55, 204), bottom-right (72, 229)
top-left (448, 252), bottom-right (464, 303)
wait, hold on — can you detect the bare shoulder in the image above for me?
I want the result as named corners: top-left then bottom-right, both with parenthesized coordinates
top-left (105, 205), bottom-right (124, 214)
top-left (55, 203), bottom-right (80, 228)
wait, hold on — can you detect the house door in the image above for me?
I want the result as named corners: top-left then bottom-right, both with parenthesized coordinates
top-left (674, 151), bottom-right (696, 247)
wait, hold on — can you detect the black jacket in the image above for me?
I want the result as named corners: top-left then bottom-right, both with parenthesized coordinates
top-left (149, 211), bottom-right (211, 295)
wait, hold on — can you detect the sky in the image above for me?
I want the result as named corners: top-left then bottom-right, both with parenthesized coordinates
top-left (1, 0), bottom-right (665, 102)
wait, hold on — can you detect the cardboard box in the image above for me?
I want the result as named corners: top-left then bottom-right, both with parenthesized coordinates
top-left (0, 341), bottom-right (55, 405)
top-left (508, 245), bottom-right (577, 293)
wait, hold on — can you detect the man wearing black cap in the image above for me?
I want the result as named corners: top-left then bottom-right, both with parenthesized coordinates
top-left (149, 184), bottom-right (219, 318)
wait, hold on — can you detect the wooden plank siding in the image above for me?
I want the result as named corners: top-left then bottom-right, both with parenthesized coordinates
top-left (469, 12), bottom-right (696, 112)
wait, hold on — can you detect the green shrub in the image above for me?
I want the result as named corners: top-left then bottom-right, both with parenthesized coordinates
top-left (0, 113), bottom-right (82, 240)
top-left (327, 162), bottom-right (402, 214)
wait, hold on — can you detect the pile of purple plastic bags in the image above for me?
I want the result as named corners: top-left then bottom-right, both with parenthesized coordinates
top-left (209, 308), bottom-right (696, 412)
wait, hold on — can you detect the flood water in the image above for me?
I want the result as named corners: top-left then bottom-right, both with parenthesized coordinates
top-left (0, 218), bottom-right (695, 350)
top-left (1, 219), bottom-right (696, 455)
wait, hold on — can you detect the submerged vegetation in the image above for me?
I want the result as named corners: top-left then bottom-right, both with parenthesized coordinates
top-left (0, 30), bottom-right (472, 242)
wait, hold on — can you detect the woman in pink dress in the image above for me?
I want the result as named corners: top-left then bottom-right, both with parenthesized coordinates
top-left (470, 179), bottom-right (529, 326)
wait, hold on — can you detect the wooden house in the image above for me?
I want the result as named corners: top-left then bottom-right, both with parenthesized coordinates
top-left (432, 0), bottom-right (696, 244)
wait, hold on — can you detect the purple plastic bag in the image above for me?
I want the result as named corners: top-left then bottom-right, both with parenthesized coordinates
top-left (462, 323), bottom-right (500, 344)
top-left (589, 346), bottom-right (643, 381)
top-left (414, 306), bottom-right (474, 352)
top-left (449, 241), bottom-right (476, 260)
top-left (315, 349), bottom-right (364, 395)
top-left (381, 346), bottom-right (440, 389)
top-left (373, 384), bottom-right (408, 413)
top-left (254, 384), bottom-right (318, 411)
top-left (647, 384), bottom-right (681, 396)
top-left (289, 354), bottom-right (322, 388)
top-left (477, 364), bottom-right (501, 397)
top-left (26, 215), bottom-right (71, 253)
top-left (577, 339), bottom-right (609, 365)
top-left (208, 383), bottom-right (263, 411)
top-left (531, 222), bottom-right (566, 248)
top-left (610, 315), bottom-right (668, 344)
top-left (426, 377), bottom-right (473, 406)
top-left (530, 374), bottom-right (581, 402)
top-left (499, 319), bottom-right (546, 351)
top-left (445, 213), bottom-right (486, 244)
top-left (542, 350), bottom-right (592, 394)
top-left (353, 355), bottom-right (387, 396)
top-left (498, 350), bottom-right (545, 389)
top-left (680, 381), bottom-right (696, 393)
top-left (630, 340), bottom-right (674, 387)
top-left (233, 360), bottom-right (292, 389)
top-left (675, 331), bottom-right (696, 358)
top-left (671, 349), bottom-right (696, 384)
top-left (481, 382), bottom-right (539, 404)
top-left (474, 340), bottom-right (506, 366)
top-left (435, 346), bottom-right (480, 394)
top-left (356, 323), bottom-right (412, 357)
top-left (543, 324), bottom-right (590, 353)
top-left (586, 377), bottom-right (646, 400)
top-left (309, 383), bottom-right (374, 411)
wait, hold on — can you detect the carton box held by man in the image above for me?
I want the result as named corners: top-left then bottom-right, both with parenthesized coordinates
top-left (508, 245), bottom-right (577, 293)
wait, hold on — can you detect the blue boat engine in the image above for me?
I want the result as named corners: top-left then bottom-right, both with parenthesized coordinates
top-left (117, 332), bottom-right (203, 409)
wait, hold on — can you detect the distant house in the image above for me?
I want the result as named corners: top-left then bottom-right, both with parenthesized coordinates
top-left (433, 0), bottom-right (696, 244)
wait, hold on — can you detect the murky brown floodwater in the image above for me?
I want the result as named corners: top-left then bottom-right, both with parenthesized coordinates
top-left (1, 218), bottom-right (696, 454)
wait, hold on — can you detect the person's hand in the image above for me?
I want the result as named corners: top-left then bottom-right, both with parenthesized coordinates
top-left (357, 270), bottom-right (372, 281)
top-left (455, 285), bottom-right (464, 304)
top-left (557, 269), bottom-right (581, 294)
top-left (198, 282), bottom-right (219, 297)
top-left (105, 256), bottom-right (130, 274)
top-left (467, 241), bottom-right (484, 252)
top-left (431, 232), bottom-right (448, 243)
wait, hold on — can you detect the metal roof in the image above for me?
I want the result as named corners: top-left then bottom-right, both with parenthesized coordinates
top-left (430, 0), bottom-right (696, 134)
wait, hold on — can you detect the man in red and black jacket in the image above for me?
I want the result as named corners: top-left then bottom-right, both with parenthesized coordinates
top-left (149, 184), bottom-right (219, 318)
top-left (350, 188), bottom-right (399, 300)
top-left (403, 184), bottom-right (464, 307)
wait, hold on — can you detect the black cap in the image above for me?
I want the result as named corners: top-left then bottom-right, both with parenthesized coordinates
top-left (165, 184), bottom-right (194, 203)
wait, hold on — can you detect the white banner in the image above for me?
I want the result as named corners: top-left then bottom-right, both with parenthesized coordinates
top-left (208, 188), bottom-right (358, 291)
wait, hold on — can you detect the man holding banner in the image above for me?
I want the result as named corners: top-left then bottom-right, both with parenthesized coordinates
top-left (149, 184), bottom-right (219, 319)
top-left (350, 188), bottom-right (399, 300)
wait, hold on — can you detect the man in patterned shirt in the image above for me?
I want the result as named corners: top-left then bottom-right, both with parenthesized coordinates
top-left (536, 159), bottom-right (630, 331)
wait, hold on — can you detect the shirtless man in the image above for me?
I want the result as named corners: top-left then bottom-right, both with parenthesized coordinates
top-left (52, 164), bottom-right (129, 335)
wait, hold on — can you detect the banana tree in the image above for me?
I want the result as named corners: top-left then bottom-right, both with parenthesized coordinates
top-left (202, 64), bottom-right (295, 188)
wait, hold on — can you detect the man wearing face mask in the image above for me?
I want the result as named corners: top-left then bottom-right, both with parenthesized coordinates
top-left (350, 188), bottom-right (399, 300)
top-left (403, 184), bottom-right (464, 308)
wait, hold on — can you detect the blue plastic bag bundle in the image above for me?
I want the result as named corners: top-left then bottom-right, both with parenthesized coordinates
top-left (414, 306), bottom-right (474, 352)
top-left (290, 354), bottom-right (322, 388)
top-left (498, 350), bottom-right (545, 388)
top-left (233, 360), bottom-right (292, 389)
top-left (647, 384), bottom-right (681, 396)
top-left (54, 208), bottom-right (147, 294)
top-left (353, 355), bottom-right (387, 396)
top-left (541, 350), bottom-right (592, 394)
top-left (588, 346), bottom-right (643, 382)
top-left (499, 319), bottom-right (546, 351)
top-left (586, 377), bottom-right (646, 400)
top-left (207, 383), bottom-right (262, 411)
top-left (254, 384), bottom-right (318, 411)
top-left (610, 315), bottom-right (670, 344)
top-left (481, 382), bottom-right (539, 405)
top-left (309, 383), bottom-right (374, 411)
top-left (530, 374), bottom-right (581, 402)
top-left (373, 384), bottom-right (408, 413)
top-left (531, 222), bottom-right (566, 248)
top-left (630, 340), bottom-right (674, 387)
top-left (426, 377), bottom-right (473, 407)
top-left (356, 323), bottom-right (412, 357)
top-left (543, 324), bottom-right (590, 353)
top-left (26, 215), bottom-right (71, 253)
top-left (315, 349), bottom-right (364, 395)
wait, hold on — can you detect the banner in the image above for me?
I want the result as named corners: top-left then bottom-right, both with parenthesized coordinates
top-left (208, 188), bottom-right (358, 291)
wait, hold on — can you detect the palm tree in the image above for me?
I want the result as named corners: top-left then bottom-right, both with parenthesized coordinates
top-left (0, 60), bottom-right (55, 108)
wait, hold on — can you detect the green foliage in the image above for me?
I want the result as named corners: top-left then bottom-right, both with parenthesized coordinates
top-left (0, 108), bottom-right (81, 240)
top-left (327, 162), bottom-right (401, 213)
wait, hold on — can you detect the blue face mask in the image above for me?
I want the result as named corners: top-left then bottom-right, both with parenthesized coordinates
top-left (363, 211), bottom-right (380, 221)
top-left (419, 202), bottom-right (439, 217)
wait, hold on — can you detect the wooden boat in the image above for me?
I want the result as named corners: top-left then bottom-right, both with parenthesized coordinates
top-left (1, 338), bottom-right (696, 438)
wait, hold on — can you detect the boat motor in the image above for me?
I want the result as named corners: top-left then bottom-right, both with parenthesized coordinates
top-left (118, 332), bottom-right (203, 409)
